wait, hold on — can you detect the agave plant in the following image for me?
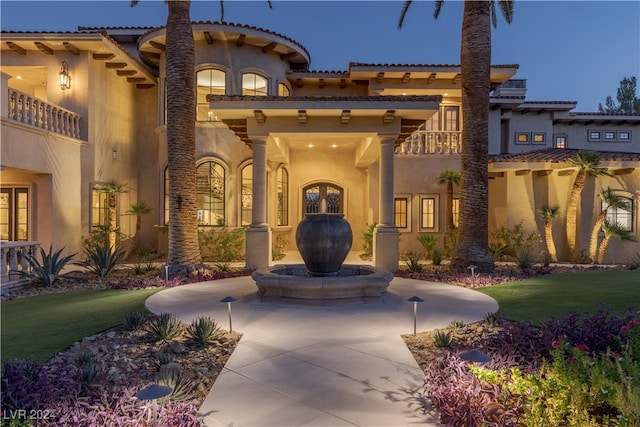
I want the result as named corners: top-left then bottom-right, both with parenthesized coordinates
top-left (75, 243), bottom-right (124, 277)
top-left (17, 245), bottom-right (76, 287)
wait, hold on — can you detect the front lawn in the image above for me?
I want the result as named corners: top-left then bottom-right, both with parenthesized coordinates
top-left (1, 288), bottom-right (160, 362)
top-left (476, 269), bottom-right (640, 323)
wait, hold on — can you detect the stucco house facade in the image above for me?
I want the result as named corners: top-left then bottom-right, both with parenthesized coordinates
top-left (1, 22), bottom-right (639, 282)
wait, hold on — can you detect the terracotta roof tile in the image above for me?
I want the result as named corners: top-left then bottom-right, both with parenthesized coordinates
top-left (349, 62), bottom-right (519, 69)
top-left (207, 95), bottom-right (441, 102)
top-left (490, 148), bottom-right (640, 163)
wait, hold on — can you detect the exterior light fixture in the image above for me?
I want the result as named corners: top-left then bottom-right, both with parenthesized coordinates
top-left (407, 295), bottom-right (425, 335)
top-left (136, 383), bottom-right (172, 427)
top-left (220, 296), bottom-right (237, 332)
top-left (59, 61), bottom-right (71, 90)
top-left (467, 265), bottom-right (478, 286)
top-left (112, 150), bottom-right (118, 159)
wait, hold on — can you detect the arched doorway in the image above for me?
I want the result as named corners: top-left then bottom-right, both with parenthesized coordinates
top-left (302, 183), bottom-right (343, 214)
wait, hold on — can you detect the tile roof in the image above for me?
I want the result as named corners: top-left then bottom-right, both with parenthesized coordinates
top-left (490, 148), bottom-right (640, 163)
top-left (349, 62), bottom-right (519, 69)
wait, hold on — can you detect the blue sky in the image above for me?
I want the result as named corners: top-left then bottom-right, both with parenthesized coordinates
top-left (1, 0), bottom-right (638, 111)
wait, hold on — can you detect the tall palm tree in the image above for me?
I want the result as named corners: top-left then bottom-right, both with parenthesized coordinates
top-left (588, 188), bottom-right (629, 263)
top-left (565, 150), bottom-right (611, 259)
top-left (597, 220), bottom-right (637, 264)
top-left (96, 181), bottom-right (128, 250)
top-left (437, 168), bottom-right (461, 231)
top-left (399, 0), bottom-right (514, 272)
top-left (538, 205), bottom-right (560, 263)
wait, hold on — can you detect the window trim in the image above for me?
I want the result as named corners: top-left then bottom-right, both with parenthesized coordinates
top-left (515, 132), bottom-right (530, 145)
top-left (195, 66), bottom-right (228, 121)
top-left (601, 192), bottom-right (634, 232)
top-left (554, 134), bottom-right (567, 149)
top-left (418, 195), bottom-right (439, 232)
top-left (532, 132), bottom-right (546, 145)
top-left (241, 70), bottom-right (270, 96)
top-left (393, 194), bottom-right (412, 232)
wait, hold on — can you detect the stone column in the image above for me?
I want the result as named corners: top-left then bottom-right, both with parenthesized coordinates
top-left (374, 136), bottom-right (399, 271)
top-left (245, 137), bottom-right (272, 270)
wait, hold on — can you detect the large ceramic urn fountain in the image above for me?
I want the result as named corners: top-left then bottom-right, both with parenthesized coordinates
top-left (251, 199), bottom-right (392, 304)
top-left (295, 203), bottom-right (352, 276)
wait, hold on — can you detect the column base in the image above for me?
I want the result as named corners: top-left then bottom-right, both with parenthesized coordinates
top-left (245, 226), bottom-right (272, 270)
top-left (373, 225), bottom-right (399, 272)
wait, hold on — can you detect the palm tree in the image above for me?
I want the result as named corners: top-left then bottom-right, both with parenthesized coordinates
top-left (96, 181), bottom-right (128, 250)
top-left (132, 0), bottom-right (201, 277)
top-left (399, 0), bottom-right (514, 273)
top-left (126, 201), bottom-right (152, 251)
top-left (538, 205), bottom-right (560, 263)
top-left (437, 168), bottom-right (461, 231)
top-left (597, 220), bottom-right (637, 264)
top-left (565, 150), bottom-right (611, 259)
top-left (588, 188), bottom-right (629, 263)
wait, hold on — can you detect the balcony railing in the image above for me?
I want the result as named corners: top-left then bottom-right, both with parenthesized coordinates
top-left (0, 241), bottom-right (40, 290)
top-left (7, 89), bottom-right (81, 139)
top-left (396, 129), bottom-right (462, 155)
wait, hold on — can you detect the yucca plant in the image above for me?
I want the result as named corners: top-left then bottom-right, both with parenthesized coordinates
top-left (188, 316), bottom-right (223, 345)
top-left (449, 320), bottom-right (465, 330)
top-left (17, 245), bottom-right (76, 287)
top-left (75, 243), bottom-right (124, 277)
top-left (402, 251), bottom-right (423, 273)
top-left (146, 313), bottom-right (183, 343)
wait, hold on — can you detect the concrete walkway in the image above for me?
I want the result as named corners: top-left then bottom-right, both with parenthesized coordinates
top-left (145, 261), bottom-right (498, 427)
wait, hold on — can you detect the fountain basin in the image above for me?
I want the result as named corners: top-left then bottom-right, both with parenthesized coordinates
top-left (252, 264), bottom-right (393, 305)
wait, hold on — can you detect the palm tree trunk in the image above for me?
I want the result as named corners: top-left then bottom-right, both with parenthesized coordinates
top-left (165, 0), bottom-right (201, 276)
top-left (108, 194), bottom-right (117, 250)
top-left (597, 237), bottom-right (610, 264)
top-left (450, 0), bottom-right (493, 272)
top-left (445, 181), bottom-right (454, 231)
top-left (588, 211), bottom-right (607, 263)
top-left (544, 220), bottom-right (558, 262)
top-left (566, 170), bottom-right (586, 259)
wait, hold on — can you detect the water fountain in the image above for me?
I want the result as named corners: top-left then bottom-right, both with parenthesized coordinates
top-left (251, 200), bottom-right (393, 304)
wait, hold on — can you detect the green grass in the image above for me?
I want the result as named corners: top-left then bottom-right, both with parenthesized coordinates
top-left (1, 288), bottom-right (160, 363)
top-left (477, 270), bottom-right (640, 324)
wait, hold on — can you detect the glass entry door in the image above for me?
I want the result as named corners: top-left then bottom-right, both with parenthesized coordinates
top-left (303, 183), bottom-right (343, 214)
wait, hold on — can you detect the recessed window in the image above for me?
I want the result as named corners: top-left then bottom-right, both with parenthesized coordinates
top-left (241, 164), bottom-right (252, 226)
top-left (243, 73), bottom-right (268, 96)
top-left (554, 134), bottom-right (567, 149)
top-left (602, 195), bottom-right (633, 232)
top-left (1, 187), bottom-right (29, 241)
top-left (277, 168), bottom-right (289, 226)
top-left (419, 196), bottom-right (438, 230)
top-left (196, 160), bottom-right (226, 226)
top-left (533, 132), bottom-right (546, 145)
top-left (452, 198), bottom-right (460, 228)
top-left (393, 195), bottom-right (413, 231)
top-left (196, 68), bottom-right (226, 121)
top-left (604, 131), bottom-right (616, 140)
top-left (515, 132), bottom-right (530, 144)
top-left (278, 83), bottom-right (290, 97)
top-left (619, 131), bottom-right (631, 140)
top-left (589, 131), bottom-right (601, 141)
top-left (92, 185), bottom-right (110, 229)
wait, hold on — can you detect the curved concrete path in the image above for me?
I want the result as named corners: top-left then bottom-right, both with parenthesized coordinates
top-left (146, 276), bottom-right (497, 427)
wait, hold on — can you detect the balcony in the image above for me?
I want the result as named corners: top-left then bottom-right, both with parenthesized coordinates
top-left (6, 89), bottom-right (80, 139)
top-left (396, 126), bottom-right (462, 155)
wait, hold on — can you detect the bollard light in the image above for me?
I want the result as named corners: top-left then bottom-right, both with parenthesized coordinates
top-left (136, 383), bottom-right (172, 427)
top-left (220, 296), bottom-right (237, 333)
top-left (164, 265), bottom-right (169, 284)
top-left (407, 296), bottom-right (424, 335)
top-left (467, 265), bottom-right (478, 286)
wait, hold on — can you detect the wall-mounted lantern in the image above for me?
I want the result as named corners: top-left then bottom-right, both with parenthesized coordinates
top-left (59, 61), bottom-right (71, 90)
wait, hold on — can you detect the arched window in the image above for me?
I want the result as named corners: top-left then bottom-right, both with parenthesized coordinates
top-left (241, 164), bottom-right (252, 226)
top-left (277, 168), bottom-right (289, 226)
top-left (196, 68), bottom-right (226, 121)
top-left (303, 183), bottom-right (343, 214)
top-left (196, 160), bottom-right (226, 226)
top-left (242, 73), bottom-right (268, 96)
top-left (278, 83), bottom-right (290, 97)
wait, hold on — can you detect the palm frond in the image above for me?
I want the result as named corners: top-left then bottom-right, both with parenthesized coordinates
top-left (434, 0), bottom-right (444, 19)
top-left (398, 1), bottom-right (413, 29)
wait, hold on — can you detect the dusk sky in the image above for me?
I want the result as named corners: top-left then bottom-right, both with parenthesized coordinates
top-left (1, 1), bottom-right (638, 112)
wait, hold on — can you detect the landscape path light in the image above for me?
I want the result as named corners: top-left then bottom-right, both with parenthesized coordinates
top-left (220, 296), bottom-right (237, 332)
top-left (459, 349), bottom-right (492, 396)
top-left (136, 383), bottom-right (172, 427)
top-left (467, 265), bottom-right (478, 286)
top-left (407, 296), bottom-right (424, 335)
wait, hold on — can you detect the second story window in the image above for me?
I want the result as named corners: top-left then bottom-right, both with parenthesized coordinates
top-left (243, 73), bottom-right (268, 96)
top-left (197, 68), bottom-right (226, 121)
top-left (278, 83), bottom-right (290, 97)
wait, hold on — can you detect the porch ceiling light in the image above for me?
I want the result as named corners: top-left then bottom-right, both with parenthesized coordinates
top-left (59, 61), bottom-right (71, 90)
